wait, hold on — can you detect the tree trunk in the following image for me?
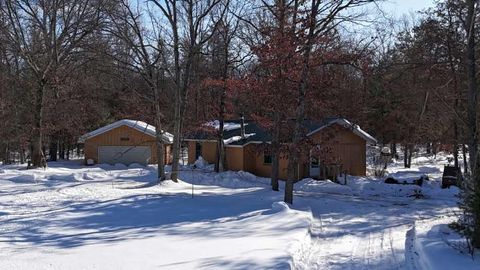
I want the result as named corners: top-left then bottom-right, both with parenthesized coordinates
top-left (19, 146), bottom-right (25, 164)
top-left (215, 90), bottom-right (226, 173)
top-left (151, 75), bottom-right (166, 182)
top-left (463, 144), bottom-right (469, 175)
top-left (465, 0), bottom-right (480, 248)
top-left (155, 102), bottom-right (166, 182)
top-left (76, 145), bottom-right (81, 158)
top-left (466, 0), bottom-right (478, 177)
top-left (31, 82), bottom-right (46, 168)
top-left (59, 142), bottom-right (65, 160)
top-left (49, 139), bottom-right (58, 161)
top-left (170, 100), bottom-right (182, 182)
top-left (156, 130), bottom-right (165, 183)
top-left (4, 142), bottom-right (9, 164)
top-left (285, 0), bottom-right (317, 205)
top-left (169, 2), bottom-right (181, 183)
top-left (390, 143), bottom-right (397, 159)
top-left (408, 145), bottom-right (413, 168)
top-left (66, 144), bottom-right (70, 160)
top-left (454, 122), bottom-right (459, 168)
top-left (271, 111), bottom-right (281, 191)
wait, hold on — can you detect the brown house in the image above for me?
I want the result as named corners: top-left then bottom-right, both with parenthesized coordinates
top-left (185, 118), bottom-right (376, 180)
top-left (79, 119), bottom-right (173, 166)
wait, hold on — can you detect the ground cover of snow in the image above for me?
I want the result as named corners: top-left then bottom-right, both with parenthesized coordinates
top-left (0, 161), bottom-right (310, 269)
top-left (0, 152), bottom-right (478, 269)
top-left (406, 216), bottom-right (480, 270)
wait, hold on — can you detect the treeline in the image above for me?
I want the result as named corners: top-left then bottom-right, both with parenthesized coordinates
top-left (0, 0), bottom-right (480, 247)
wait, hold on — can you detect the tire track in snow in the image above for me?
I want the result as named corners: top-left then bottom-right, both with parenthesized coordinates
top-left (294, 213), bottom-right (411, 270)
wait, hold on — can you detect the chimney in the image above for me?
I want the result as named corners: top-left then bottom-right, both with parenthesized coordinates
top-left (240, 115), bottom-right (245, 139)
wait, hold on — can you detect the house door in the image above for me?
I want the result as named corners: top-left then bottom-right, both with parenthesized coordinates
top-left (310, 149), bottom-right (320, 178)
top-left (195, 142), bottom-right (202, 159)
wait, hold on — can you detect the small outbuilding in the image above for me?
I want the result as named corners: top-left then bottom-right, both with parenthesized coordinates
top-left (79, 119), bottom-right (173, 166)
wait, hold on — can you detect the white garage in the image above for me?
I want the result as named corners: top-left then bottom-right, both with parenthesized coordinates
top-left (98, 146), bottom-right (151, 166)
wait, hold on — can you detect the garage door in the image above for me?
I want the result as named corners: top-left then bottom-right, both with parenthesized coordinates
top-left (98, 146), bottom-right (151, 165)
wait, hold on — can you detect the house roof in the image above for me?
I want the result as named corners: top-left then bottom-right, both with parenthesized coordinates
top-left (184, 118), bottom-right (377, 146)
top-left (78, 119), bottom-right (173, 144)
top-left (306, 118), bottom-right (377, 144)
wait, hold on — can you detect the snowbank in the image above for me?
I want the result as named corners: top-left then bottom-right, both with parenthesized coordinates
top-left (295, 176), bottom-right (426, 198)
top-left (128, 163), bottom-right (145, 168)
top-left (48, 173), bottom-right (84, 182)
top-left (296, 178), bottom-right (353, 195)
top-left (348, 176), bottom-right (423, 197)
top-left (193, 156), bottom-right (209, 169)
top-left (181, 170), bottom-right (270, 189)
top-left (408, 218), bottom-right (480, 270)
top-left (272, 201), bottom-right (290, 212)
top-left (7, 174), bottom-right (40, 183)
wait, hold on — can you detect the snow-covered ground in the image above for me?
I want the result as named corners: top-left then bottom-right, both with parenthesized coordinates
top-left (0, 153), bottom-right (478, 269)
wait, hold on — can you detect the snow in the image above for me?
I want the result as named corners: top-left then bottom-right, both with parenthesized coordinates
top-left (296, 178), bottom-right (354, 195)
top-left (193, 156), bottom-right (209, 169)
top-left (223, 133), bottom-right (255, 145)
top-left (0, 152), bottom-right (477, 269)
top-left (340, 118), bottom-right (378, 144)
top-left (205, 120), bottom-right (246, 131)
top-left (291, 153), bottom-right (473, 269)
top-left (407, 217), bottom-right (480, 270)
top-left (78, 119), bottom-right (173, 143)
top-left (0, 161), bottom-right (310, 269)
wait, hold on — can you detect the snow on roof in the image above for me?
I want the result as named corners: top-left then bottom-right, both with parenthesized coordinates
top-left (307, 118), bottom-right (377, 144)
top-left (205, 120), bottom-right (247, 131)
top-left (224, 133), bottom-right (256, 145)
top-left (78, 119), bottom-right (173, 143)
top-left (340, 119), bottom-right (377, 144)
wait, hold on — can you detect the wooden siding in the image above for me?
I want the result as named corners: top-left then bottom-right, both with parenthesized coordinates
top-left (186, 141), bottom-right (217, 164)
top-left (225, 147), bottom-right (244, 171)
top-left (185, 123), bottom-right (368, 178)
top-left (187, 141), bottom-right (196, 164)
top-left (243, 145), bottom-right (295, 180)
top-left (84, 125), bottom-right (172, 165)
top-left (304, 124), bottom-right (367, 176)
top-left (243, 144), bottom-right (257, 173)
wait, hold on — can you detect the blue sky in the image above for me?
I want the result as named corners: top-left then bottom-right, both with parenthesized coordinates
top-left (381, 0), bottom-right (436, 15)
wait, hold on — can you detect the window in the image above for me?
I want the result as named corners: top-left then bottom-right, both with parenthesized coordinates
top-left (263, 153), bottom-right (272, 165)
top-left (120, 137), bottom-right (130, 141)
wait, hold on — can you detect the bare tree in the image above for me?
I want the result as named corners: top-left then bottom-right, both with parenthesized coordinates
top-left (464, 0), bottom-right (480, 248)
top-left (151, 0), bottom-right (227, 181)
top-left (0, 0), bottom-right (106, 167)
top-left (107, 0), bottom-right (170, 182)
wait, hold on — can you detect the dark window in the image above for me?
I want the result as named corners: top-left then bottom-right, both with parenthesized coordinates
top-left (120, 137), bottom-right (130, 141)
top-left (263, 153), bottom-right (272, 165)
